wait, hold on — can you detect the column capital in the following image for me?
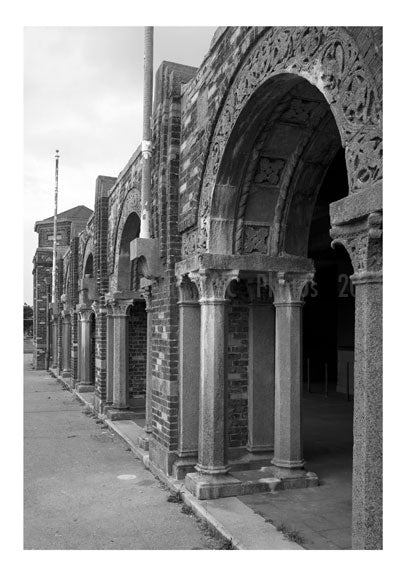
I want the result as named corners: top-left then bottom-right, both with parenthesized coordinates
top-left (176, 274), bottom-right (199, 304)
top-left (78, 306), bottom-right (93, 322)
top-left (270, 271), bottom-right (314, 305)
top-left (330, 211), bottom-right (382, 280)
top-left (110, 298), bottom-right (132, 317)
top-left (189, 268), bottom-right (239, 302)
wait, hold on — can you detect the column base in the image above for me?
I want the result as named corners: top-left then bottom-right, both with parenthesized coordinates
top-left (263, 465), bottom-right (318, 489)
top-left (271, 457), bottom-right (305, 469)
top-left (76, 383), bottom-right (95, 393)
top-left (104, 406), bottom-right (139, 421)
top-left (172, 456), bottom-right (198, 480)
top-left (185, 472), bottom-right (242, 500)
top-left (246, 443), bottom-right (274, 453)
top-left (61, 370), bottom-right (71, 378)
top-left (137, 433), bottom-right (151, 451)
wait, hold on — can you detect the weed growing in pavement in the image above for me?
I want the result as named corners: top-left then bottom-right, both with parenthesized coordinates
top-left (276, 523), bottom-right (305, 545)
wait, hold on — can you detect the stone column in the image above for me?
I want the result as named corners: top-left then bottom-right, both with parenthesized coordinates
top-left (331, 212), bottom-right (382, 550)
top-left (105, 306), bottom-right (114, 406)
top-left (77, 307), bottom-right (94, 393)
top-left (185, 269), bottom-right (241, 500)
top-left (176, 275), bottom-right (200, 461)
top-left (111, 299), bottom-right (130, 410)
top-left (61, 312), bottom-right (71, 376)
top-left (270, 271), bottom-right (314, 469)
top-left (247, 282), bottom-right (275, 454)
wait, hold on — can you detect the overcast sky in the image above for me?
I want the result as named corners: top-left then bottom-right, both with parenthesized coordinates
top-left (23, 26), bottom-right (217, 305)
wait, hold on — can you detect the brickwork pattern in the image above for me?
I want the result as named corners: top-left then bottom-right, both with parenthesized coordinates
top-left (227, 281), bottom-right (249, 448)
top-left (128, 301), bottom-right (147, 397)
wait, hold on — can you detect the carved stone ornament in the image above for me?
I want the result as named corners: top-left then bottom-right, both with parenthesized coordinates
top-left (330, 211), bottom-right (382, 279)
top-left (243, 225), bottom-right (270, 254)
top-left (195, 26), bottom-right (382, 253)
top-left (110, 298), bottom-right (132, 317)
top-left (176, 274), bottom-right (200, 303)
top-left (254, 157), bottom-right (285, 185)
top-left (79, 307), bottom-right (94, 322)
top-left (189, 269), bottom-right (239, 302)
top-left (270, 270), bottom-right (314, 305)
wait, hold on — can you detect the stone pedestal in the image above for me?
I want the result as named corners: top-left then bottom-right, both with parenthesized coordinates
top-left (270, 271), bottom-right (313, 469)
top-left (185, 269), bottom-right (239, 499)
top-left (77, 308), bottom-right (94, 392)
top-left (247, 289), bottom-right (275, 453)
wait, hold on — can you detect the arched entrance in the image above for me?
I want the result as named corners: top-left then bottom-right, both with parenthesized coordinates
top-left (106, 210), bottom-right (149, 422)
top-left (178, 50), bottom-right (381, 548)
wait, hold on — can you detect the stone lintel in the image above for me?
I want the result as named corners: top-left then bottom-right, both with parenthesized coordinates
top-left (175, 253), bottom-right (313, 277)
top-left (330, 183), bottom-right (382, 226)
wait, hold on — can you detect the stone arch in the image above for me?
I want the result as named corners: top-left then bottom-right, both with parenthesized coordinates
top-left (83, 251), bottom-right (94, 278)
top-left (195, 26), bottom-right (382, 254)
top-left (82, 236), bottom-right (94, 278)
top-left (110, 190), bottom-right (141, 292)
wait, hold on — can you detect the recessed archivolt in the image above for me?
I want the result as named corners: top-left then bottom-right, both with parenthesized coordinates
top-left (195, 26), bottom-right (382, 254)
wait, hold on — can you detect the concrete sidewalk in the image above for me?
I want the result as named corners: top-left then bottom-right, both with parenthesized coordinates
top-left (25, 356), bottom-right (229, 550)
top-left (46, 362), bottom-right (303, 550)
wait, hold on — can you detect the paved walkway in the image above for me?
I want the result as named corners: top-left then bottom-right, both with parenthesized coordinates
top-left (24, 355), bottom-right (223, 550)
top-left (239, 391), bottom-right (353, 550)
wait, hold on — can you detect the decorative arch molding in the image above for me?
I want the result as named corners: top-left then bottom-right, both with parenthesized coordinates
top-left (195, 26), bottom-right (382, 254)
top-left (78, 226), bottom-right (94, 279)
top-left (110, 188), bottom-right (141, 279)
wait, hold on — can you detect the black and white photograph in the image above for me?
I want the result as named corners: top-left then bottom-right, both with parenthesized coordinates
top-left (8, 0), bottom-right (397, 567)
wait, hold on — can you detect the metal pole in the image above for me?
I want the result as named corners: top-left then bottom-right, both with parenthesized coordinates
top-left (140, 27), bottom-right (153, 239)
top-left (51, 150), bottom-right (60, 303)
top-left (346, 361), bottom-right (350, 402)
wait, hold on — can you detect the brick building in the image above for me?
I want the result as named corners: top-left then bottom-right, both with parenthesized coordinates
top-left (32, 27), bottom-right (382, 550)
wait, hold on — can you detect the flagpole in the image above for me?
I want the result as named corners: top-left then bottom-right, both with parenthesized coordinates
top-left (140, 27), bottom-right (153, 239)
top-left (51, 149), bottom-right (60, 303)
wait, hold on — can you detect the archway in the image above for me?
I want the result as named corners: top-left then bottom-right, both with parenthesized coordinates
top-left (184, 73), bottom-right (359, 548)
top-left (117, 212), bottom-right (140, 292)
top-left (84, 252), bottom-right (94, 277)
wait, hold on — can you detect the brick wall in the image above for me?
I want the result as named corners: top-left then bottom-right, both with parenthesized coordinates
top-left (32, 250), bottom-right (52, 369)
top-left (148, 63), bottom-right (197, 468)
top-left (38, 222), bottom-right (71, 249)
top-left (227, 280), bottom-right (249, 448)
top-left (128, 301), bottom-right (147, 397)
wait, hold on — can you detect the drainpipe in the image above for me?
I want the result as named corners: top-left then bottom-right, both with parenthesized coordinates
top-left (140, 27), bottom-right (153, 239)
